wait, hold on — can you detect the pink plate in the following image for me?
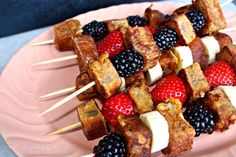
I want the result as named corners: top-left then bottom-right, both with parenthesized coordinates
top-left (1, 2), bottom-right (236, 157)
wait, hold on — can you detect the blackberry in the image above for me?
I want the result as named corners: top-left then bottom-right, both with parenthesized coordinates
top-left (186, 9), bottom-right (206, 33)
top-left (184, 100), bottom-right (217, 137)
top-left (112, 49), bottom-right (144, 77)
top-left (127, 15), bottom-right (147, 27)
top-left (93, 133), bottom-right (126, 157)
top-left (153, 27), bottom-right (178, 51)
top-left (82, 20), bottom-right (108, 41)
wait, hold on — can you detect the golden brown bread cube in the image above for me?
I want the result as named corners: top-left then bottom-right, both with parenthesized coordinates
top-left (54, 19), bottom-right (82, 51)
top-left (88, 53), bottom-right (121, 99)
top-left (76, 72), bottom-right (98, 101)
top-left (117, 115), bottom-right (152, 157)
top-left (77, 100), bottom-right (108, 140)
top-left (144, 5), bottom-right (165, 28)
top-left (213, 32), bottom-right (233, 50)
top-left (188, 37), bottom-right (208, 70)
top-left (128, 26), bottom-right (160, 71)
top-left (216, 45), bottom-right (236, 73)
top-left (159, 50), bottom-right (178, 75)
top-left (106, 19), bottom-right (129, 32)
top-left (72, 35), bottom-right (98, 72)
top-left (128, 80), bottom-right (153, 114)
top-left (204, 88), bottom-right (236, 131)
top-left (125, 71), bottom-right (145, 86)
top-left (193, 0), bottom-right (226, 35)
top-left (173, 5), bottom-right (194, 15)
top-left (164, 14), bottom-right (196, 45)
top-left (178, 62), bottom-right (210, 100)
top-left (157, 98), bottom-right (195, 155)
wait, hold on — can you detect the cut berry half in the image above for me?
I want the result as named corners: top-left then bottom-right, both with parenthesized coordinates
top-left (93, 133), bottom-right (126, 157)
top-left (204, 61), bottom-right (236, 87)
top-left (186, 9), bottom-right (206, 33)
top-left (82, 20), bottom-right (108, 41)
top-left (151, 74), bottom-right (187, 104)
top-left (97, 31), bottom-right (125, 58)
top-left (112, 49), bottom-right (144, 77)
top-left (127, 15), bottom-right (147, 27)
top-left (144, 25), bottom-right (157, 35)
top-left (153, 27), bottom-right (178, 51)
top-left (102, 93), bottom-right (135, 127)
top-left (184, 100), bottom-right (217, 137)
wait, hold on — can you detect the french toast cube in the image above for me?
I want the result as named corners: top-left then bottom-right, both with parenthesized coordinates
top-left (204, 88), bottom-right (236, 131)
top-left (54, 19), bottom-right (82, 51)
top-left (178, 62), bottom-right (210, 100)
top-left (77, 100), bottom-right (108, 140)
top-left (128, 80), bottom-right (154, 114)
top-left (193, 0), bottom-right (226, 35)
top-left (173, 4), bottom-right (194, 15)
top-left (128, 27), bottom-right (160, 71)
top-left (216, 45), bottom-right (236, 73)
top-left (188, 37), bottom-right (208, 70)
top-left (117, 115), bottom-right (152, 157)
top-left (72, 35), bottom-right (98, 72)
top-left (159, 50), bottom-right (178, 75)
top-left (213, 32), bottom-right (233, 50)
top-left (157, 98), bottom-right (195, 155)
top-left (164, 14), bottom-right (196, 45)
top-left (144, 5), bottom-right (165, 28)
top-left (76, 72), bottom-right (98, 101)
top-left (88, 53), bottom-right (121, 99)
top-left (106, 19), bottom-right (129, 32)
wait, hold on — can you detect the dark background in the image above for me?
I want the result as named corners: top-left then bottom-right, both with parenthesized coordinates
top-left (0, 0), bottom-right (160, 37)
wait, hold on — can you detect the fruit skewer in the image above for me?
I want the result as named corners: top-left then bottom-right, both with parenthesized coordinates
top-left (38, 31), bottom-right (235, 100)
top-left (30, 0), bottom-right (233, 48)
top-left (32, 0), bottom-right (236, 66)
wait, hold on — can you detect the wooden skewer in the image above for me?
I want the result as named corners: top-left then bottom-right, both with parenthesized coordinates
top-left (221, 0), bottom-right (234, 8)
top-left (47, 122), bottom-right (82, 136)
top-left (39, 86), bottom-right (76, 100)
top-left (39, 81), bottom-right (95, 116)
top-left (81, 153), bottom-right (94, 157)
top-left (32, 55), bottom-right (77, 66)
top-left (30, 39), bottom-right (54, 46)
top-left (219, 27), bottom-right (236, 33)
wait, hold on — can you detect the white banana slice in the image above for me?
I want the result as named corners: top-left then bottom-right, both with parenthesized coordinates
top-left (218, 86), bottom-right (236, 108)
top-left (118, 77), bottom-right (126, 92)
top-left (146, 62), bottom-right (163, 85)
top-left (201, 36), bottom-right (220, 64)
top-left (172, 46), bottom-right (193, 72)
top-left (140, 111), bottom-right (169, 153)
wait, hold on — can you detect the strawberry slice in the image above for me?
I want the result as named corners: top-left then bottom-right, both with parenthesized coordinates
top-left (102, 93), bottom-right (135, 127)
top-left (144, 25), bottom-right (157, 35)
top-left (151, 74), bottom-right (187, 104)
top-left (97, 31), bottom-right (125, 58)
top-left (204, 61), bottom-right (236, 87)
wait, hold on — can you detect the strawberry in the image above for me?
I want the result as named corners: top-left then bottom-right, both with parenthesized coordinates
top-left (102, 93), bottom-right (135, 127)
top-left (144, 25), bottom-right (157, 35)
top-left (204, 61), bottom-right (236, 87)
top-left (97, 31), bottom-right (125, 58)
top-left (151, 74), bottom-right (187, 104)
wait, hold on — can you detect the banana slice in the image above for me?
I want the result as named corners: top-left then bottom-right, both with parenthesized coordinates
top-left (201, 36), bottom-right (220, 64)
top-left (218, 86), bottom-right (236, 108)
top-left (146, 62), bottom-right (163, 85)
top-left (118, 77), bottom-right (126, 92)
top-left (140, 111), bottom-right (169, 153)
top-left (172, 46), bottom-right (193, 72)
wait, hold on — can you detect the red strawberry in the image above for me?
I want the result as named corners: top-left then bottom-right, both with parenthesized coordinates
top-left (97, 31), bottom-right (125, 58)
top-left (102, 93), bottom-right (135, 127)
top-left (151, 74), bottom-right (187, 104)
top-left (204, 61), bottom-right (236, 87)
top-left (144, 25), bottom-right (157, 35)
